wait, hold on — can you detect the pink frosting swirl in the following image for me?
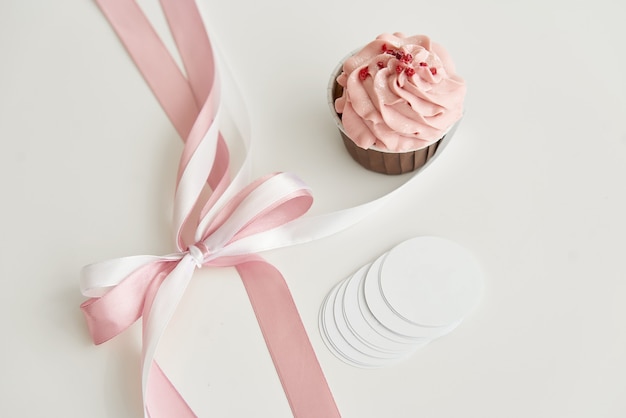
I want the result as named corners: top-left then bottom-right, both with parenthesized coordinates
top-left (335, 33), bottom-right (466, 152)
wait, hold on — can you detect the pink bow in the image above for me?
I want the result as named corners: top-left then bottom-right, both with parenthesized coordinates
top-left (80, 0), bottom-right (341, 417)
top-left (81, 172), bottom-right (315, 344)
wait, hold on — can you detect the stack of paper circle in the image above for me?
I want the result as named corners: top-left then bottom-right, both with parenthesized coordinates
top-left (319, 236), bottom-right (483, 368)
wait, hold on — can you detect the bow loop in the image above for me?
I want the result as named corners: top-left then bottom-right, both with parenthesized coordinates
top-left (197, 172), bottom-right (313, 260)
top-left (80, 258), bottom-right (178, 345)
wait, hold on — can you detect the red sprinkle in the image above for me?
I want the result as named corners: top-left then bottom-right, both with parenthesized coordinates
top-left (359, 67), bottom-right (370, 81)
top-left (405, 67), bottom-right (415, 77)
top-left (402, 53), bottom-right (413, 63)
top-left (396, 65), bottom-right (404, 74)
top-left (419, 62), bottom-right (428, 67)
top-left (381, 44), bottom-right (387, 52)
top-left (430, 67), bottom-right (437, 75)
top-left (377, 61), bottom-right (384, 69)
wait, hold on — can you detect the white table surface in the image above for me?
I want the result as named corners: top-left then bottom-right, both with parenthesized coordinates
top-left (1, 0), bottom-right (625, 417)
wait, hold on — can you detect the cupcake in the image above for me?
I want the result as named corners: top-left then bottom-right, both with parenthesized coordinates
top-left (329, 33), bottom-right (466, 174)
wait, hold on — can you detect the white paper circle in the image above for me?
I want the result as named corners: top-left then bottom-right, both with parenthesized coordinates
top-left (319, 282), bottom-right (374, 368)
top-left (342, 264), bottom-right (418, 353)
top-left (319, 236), bottom-right (483, 368)
top-left (363, 253), bottom-right (459, 339)
top-left (333, 275), bottom-right (403, 360)
top-left (319, 273), bottom-right (427, 368)
top-left (379, 236), bottom-right (484, 328)
top-left (357, 265), bottom-right (432, 344)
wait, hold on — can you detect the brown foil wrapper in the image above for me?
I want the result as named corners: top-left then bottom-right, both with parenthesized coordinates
top-left (329, 64), bottom-right (443, 175)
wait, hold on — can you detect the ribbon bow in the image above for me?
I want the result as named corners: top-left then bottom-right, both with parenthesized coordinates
top-left (80, 172), bottom-right (315, 345)
top-left (81, 0), bottom-right (341, 417)
top-left (81, 171), bottom-right (323, 417)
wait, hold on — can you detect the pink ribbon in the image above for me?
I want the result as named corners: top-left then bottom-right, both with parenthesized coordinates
top-left (81, 0), bottom-right (341, 417)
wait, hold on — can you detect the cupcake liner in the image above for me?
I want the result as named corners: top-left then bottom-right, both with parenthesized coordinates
top-left (339, 131), bottom-right (440, 175)
top-left (328, 61), bottom-right (446, 175)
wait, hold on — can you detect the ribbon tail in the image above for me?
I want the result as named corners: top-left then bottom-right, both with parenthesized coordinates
top-left (237, 258), bottom-right (341, 418)
top-left (141, 255), bottom-right (198, 417)
top-left (94, 0), bottom-right (199, 139)
top-left (146, 361), bottom-right (197, 418)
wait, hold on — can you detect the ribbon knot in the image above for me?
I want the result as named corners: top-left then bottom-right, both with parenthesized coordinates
top-left (187, 243), bottom-right (210, 268)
